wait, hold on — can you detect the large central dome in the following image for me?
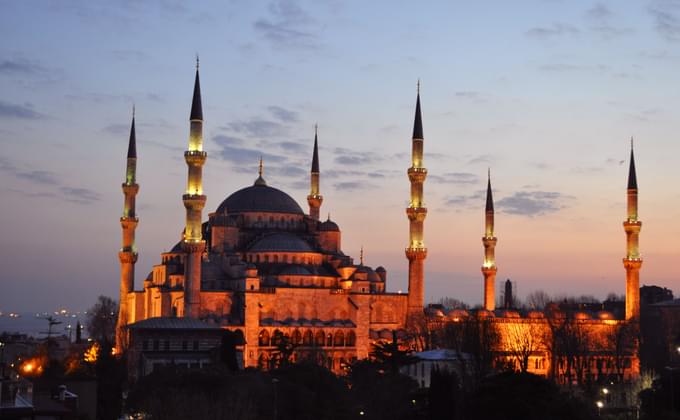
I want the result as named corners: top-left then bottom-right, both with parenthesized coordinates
top-left (216, 183), bottom-right (304, 215)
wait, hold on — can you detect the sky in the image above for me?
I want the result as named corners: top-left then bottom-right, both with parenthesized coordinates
top-left (1, 0), bottom-right (679, 312)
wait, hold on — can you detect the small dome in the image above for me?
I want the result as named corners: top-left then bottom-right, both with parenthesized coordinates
top-left (375, 266), bottom-right (386, 272)
top-left (319, 219), bottom-right (340, 232)
top-left (217, 184), bottom-right (304, 215)
top-left (574, 312), bottom-right (590, 320)
top-left (477, 309), bottom-right (495, 318)
top-left (447, 309), bottom-right (469, 319)
top-left (249, 233), bottom-right (313, 253)
top-left (527, 311), bottom-right (545, 319)
top-left (596, 311), bottom-right (614, 320)
top-left (425, 307), bottom-right (445, 317)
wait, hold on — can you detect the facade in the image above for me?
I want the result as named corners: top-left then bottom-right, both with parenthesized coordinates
top-left (115, 62), bottom-right (640, 381)
top-left (117, 64), bottom-right (428, 372)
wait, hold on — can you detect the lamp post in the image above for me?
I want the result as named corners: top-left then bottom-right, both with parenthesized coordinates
top-left (0, 341), bottom-right (5, 378)
top-left (596, 400), bottom-right (604, 417)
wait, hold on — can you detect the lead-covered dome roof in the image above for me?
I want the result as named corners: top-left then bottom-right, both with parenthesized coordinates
top-left (249, 233), bottom-right (313, 252)
top-left (216, 183), bottom-right (304, 215)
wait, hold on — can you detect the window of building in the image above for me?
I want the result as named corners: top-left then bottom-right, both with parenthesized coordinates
top-left (193, 340), bottom-right (199, 351)
top-left (182, 341), bottom-right (187, 351)
top-left (142, 340), bottom-right (149, 350)
top-left (164, 340), bottom-right (170, 351)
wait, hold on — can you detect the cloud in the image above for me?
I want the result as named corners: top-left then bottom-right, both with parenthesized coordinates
top-left (0, 58), bottom-right (47, 76)
top-left (586, 3), bottom-right (612, 20)
top-left (254, 0), bottom-right (320, 49)
top-left (226, 119), bottom-right (288, 138)
top-left (538, 63), bottom-right (609, 72)
top-left (16, 170), bottom-right (59, 185)
top-left (333, 147), bottom-right (382, 166)
top-left (526, 23), bottom-right (579, 38)
top-left (455, 91), bottom-right (481, 99)
top-left (333, 181), bottom-right (376, 191)
top-left (102, 123), bottom-right (130, 135)
top-left (60, 187), bottom-right (101, 204)
top-left (443, 190), bottom-right (485, 208)
top-left (0, 101), bottom-right (46, 120)
top-left (496, 191), bottom-right (570, 217)
top-left (211, 134), bottom-right (287, 164)
top-left (467, 154), bottom-right (493, 165)
top-left (649, 4), bottom-right (680, 41)
top-left (429, 172), bottom-right (479, 185)
top-left (267, 105), bottom-right (299, 122)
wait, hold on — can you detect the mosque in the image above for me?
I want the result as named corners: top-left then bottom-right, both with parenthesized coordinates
top-left (116, 63), bottom-right (640, 381)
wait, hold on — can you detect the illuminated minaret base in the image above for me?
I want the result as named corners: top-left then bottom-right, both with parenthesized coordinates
top-left (183, 60), bottom-right (207, 318)
top-left (117, 109), bottom-right (139, 350)
top-left (481, 170), bottom-right (497, 311)
top-left (623, 140), bottom-right (641, 321)
top-left (307, 126), bottom-right (323, 220)
top-left (406, 84), bottom-right (427, 314)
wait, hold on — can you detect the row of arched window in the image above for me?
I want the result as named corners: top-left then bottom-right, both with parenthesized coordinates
top-left (245, 253), bottom-right (319, 265)
top-left (258, 329), bottom-right (356, 347)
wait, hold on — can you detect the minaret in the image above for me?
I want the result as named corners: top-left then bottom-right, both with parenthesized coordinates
top-left (405, 82), bottom-right (427, 314)
top-left (182, 58), bottom-right (207, 318)
top-left (117, 107), bottom-right (139, 350)
top-left (307, 125), bottom-right (322, 220)
top-left (481, 169), bottom-right (497, 311)
top-left (623, 139), bottom-right (641, 320)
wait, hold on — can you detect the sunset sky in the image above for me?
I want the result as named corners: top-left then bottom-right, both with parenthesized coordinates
top-left (1, 0), bottom-right (679, 312)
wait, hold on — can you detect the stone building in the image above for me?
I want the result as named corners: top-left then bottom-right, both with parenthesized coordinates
top-left (116, 62), bottom-right (641, 382)
top-left (116, 63), bottom-right (429, 373)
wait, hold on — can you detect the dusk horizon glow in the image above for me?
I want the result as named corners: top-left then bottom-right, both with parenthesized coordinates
top-left (1, 1), bottom-right (679, 312)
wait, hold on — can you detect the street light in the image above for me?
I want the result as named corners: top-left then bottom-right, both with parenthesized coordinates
top-left (602, 388), bottom-right (609, 395)
top-left (596, 401), bottom-right (604, 416)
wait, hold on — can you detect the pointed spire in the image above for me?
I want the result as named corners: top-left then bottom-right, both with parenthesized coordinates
top-left (190, 57), bottom-right (203, 121)
top-left (360, 246), bottom-right (364, 265)
top-left (412, 80), bottom-right (423, 140)
top-left (628, 137), bottom-right (637, 190)
top-left (485, 168), bottom-right (494, 212)
top-left (127, 106), bottom-right (137, 159)
top-left (254, 156), bottom-right (266, 186)
top-left (311, 124), bottom-right (320, 173)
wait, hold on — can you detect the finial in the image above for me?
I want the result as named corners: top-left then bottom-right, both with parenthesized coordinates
top-left (487, 167), bottom-right (490, 181)
top-left (314, 123), bottom-right (318, 136)
top-left (196, 54), bottom-right (199, 70)
top-left (258, 156), bottom-right (263, 177)
top-left (327, 212), bottom-right (331, 221)
top-left (630, 136), bottom-right (634, 150)
top-left (360, 246), bottom-right (364, 265)
top-left (417, 79), bottom-right (420, 95)
top-left (132, 103), bottom-right (135, 119)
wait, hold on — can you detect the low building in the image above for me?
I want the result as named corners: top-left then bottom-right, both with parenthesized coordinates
top-left (402, 349), bottom-right (471, 388)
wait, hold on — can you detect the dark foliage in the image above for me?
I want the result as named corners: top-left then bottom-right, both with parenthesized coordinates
top-left (463, 372), bottom-right (598, 420)
top-left (639, 368), bottom-right (680, 420)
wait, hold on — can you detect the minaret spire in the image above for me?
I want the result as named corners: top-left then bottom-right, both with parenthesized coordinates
top-left (307, 125), bottom-right (323, 220)
top-left (117, 107), bottom-right (140, 351)
top-left (623, 139), bottom-right (641, 320)
top-left (481, 169), bottom-right (497, 311)
top-left (255, 156), bottom-right (267, 186)
top-left (182, 60), bottom-right (208, 318)
top-left (406, 83), bottom-right (428, 314)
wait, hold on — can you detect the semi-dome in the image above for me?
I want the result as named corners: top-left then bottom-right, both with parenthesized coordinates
top-left (216, 183), bottom-right (304, 215)
top-left (249, 233), bottom-right (313, 253)
top-left (319, 219), bottom-right (339, 232)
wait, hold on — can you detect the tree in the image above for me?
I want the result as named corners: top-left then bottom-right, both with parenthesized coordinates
top-left (370, 331), bottom-right (415, 374)
top-left (75, 320), bottom-right (82, 344)
top-left (607, 321), bottom-right (638, 381)
top-left (504, 321), bottom-right (544, 373)
top-left (526, 290), bottom-right (551, 310)
top-left (86, 296), bottom-right (118, 348)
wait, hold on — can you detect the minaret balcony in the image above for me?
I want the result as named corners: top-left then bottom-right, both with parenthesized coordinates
top-left (407, 167), bottom-right (427, 182)
top-left (184, 150), bottom-right (207, 165)
top-left (405, 247), bottom-right (427, 260)
top-left (406, 207), bottom-right (427, 221)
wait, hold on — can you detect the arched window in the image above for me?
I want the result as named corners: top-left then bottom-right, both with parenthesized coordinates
top-left (334, 331), bottom-right (345, 347)
top-left (346, 331), bottom-right (356, 347)
top-left (326, 333), bottom-right (333, 347)
top-left (315, 330), bottom-right (325, 347)
top-left (273, 255), bottom-right (279, 263)
top-left (303, 330), bottom-right (313, 346)
top-left (272, 329), bottom-right (283, 346)
top-left (292, 329), bottom-right (302, 345)
top-left (264, 255), bottom-right (270, 263)
top-left (258, 330), bottom-right (270, 346)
